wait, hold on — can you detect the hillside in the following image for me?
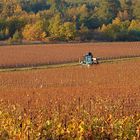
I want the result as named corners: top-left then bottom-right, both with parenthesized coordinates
top-left (0, 0), bottom-right (140, 43)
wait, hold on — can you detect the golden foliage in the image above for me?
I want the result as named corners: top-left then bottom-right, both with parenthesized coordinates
top-left (0, 101), bottom-right (140, 140)
top-left (22, 21), bottom-right (46, 41)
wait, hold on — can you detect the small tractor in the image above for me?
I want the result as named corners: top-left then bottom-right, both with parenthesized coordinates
top-left (80, 52), bottom-right (99, 66)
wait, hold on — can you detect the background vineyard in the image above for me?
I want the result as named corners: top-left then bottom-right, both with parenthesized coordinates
top-left (0, 42), bottom-right (140, 68)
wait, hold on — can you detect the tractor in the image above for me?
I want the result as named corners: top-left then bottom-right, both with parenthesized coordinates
top-left (80, 52), bottom-right (99, 66)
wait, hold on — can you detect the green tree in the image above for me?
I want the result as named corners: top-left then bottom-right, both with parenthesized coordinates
top-left (0, 28), bottom-right (9, 40)
top-left (94, 0), bottom-right (120, 24)
top-left (7, 17), bottom-right (26, 37)
top-left (47, 0), bottom-right (66, 13)
top-left (12, 30), bottom-right (22, 41)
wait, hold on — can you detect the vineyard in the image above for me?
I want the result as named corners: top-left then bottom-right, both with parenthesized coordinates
top-left (0, 42), bottom-right (140, 68)
top-left (0, 58), bottom-right (140, 139)
top-left (1, 0), bottom-right (140, 137)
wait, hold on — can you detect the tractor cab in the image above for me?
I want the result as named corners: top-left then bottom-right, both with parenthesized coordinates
top-left (83, 52), bottom-right (93, 65)
top-left (80, 52), bottom-right (98, 65)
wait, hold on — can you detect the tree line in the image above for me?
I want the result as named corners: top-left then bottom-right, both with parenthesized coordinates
top-left (0, 0), bottom-right (140, 43)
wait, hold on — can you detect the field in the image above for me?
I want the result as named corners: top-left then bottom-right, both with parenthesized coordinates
top-left (0, 42), bottom-right (140, 68)
top-left (0, 60), bottom-right (140, 110)
top-left (0, 43), bottom-right (140, 139)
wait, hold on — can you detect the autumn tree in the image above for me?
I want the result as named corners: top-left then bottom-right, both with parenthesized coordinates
top-left (119, 0), bottom-right (133, 20)
top-left (0, 0), bottom-right (23, 18)
top-left (0, 0), bottom-right (140, 42)
top-left (100, 17), bottom-right (130, 41)
top-left (22, 21), bottom-right (46, 41)
top-left (48, 14), bottom-right (62, 38)
top-left (128, 20), bottom-right (140, 33)
top-left (60, 22), bottom-right (76, 40)
top-left (132, 0), bottom-right (140, 19)
top-left (128, 20), bottom-right (140, 40)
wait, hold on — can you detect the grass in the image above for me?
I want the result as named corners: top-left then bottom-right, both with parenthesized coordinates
top-left (0, 62), bottom-right (79, 72)
top-left (99, 56), bottom-right (140, 64)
